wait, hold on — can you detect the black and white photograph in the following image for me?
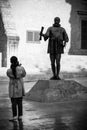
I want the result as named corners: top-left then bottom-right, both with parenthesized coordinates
top-left (0, 0), bottom-right (87, 129)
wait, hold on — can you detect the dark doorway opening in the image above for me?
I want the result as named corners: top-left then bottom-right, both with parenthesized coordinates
top-left (81, 20), bottom-right (87, 49)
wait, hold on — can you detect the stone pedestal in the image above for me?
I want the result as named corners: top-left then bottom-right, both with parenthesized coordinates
top-left (25, 80), bottom-right (87, 102)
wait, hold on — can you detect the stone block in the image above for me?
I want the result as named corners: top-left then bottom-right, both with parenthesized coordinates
top-left (25, 80), bottom-right (87, 102)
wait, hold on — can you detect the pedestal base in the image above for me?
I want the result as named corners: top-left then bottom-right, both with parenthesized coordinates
top-left (25, 80), bottom-right (87, 102)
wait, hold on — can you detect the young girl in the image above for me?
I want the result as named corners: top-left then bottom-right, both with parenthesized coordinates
top-left (7, 56), bottom-right (26, 121)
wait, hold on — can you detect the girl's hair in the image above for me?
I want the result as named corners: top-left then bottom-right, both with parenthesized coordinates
top-left (10, 56), bottom-right (19, 79)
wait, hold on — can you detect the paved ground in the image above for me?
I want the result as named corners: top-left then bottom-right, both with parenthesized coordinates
top-left (0, 77), bottom-right (87, 130)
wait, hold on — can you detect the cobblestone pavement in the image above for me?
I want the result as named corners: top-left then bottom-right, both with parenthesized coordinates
top-left (0, 78), bottom-right (87, 130)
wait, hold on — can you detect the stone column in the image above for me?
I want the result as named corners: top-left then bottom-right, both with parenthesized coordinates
top-left (7, 36), bottom-right (20, 67)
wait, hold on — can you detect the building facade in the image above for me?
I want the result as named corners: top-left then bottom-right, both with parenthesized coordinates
top-left (67, 0), bottom-right (87, 55)
top-left (0, 0), bottom-right (19, 67)
top-left (0, 0), bottom-right (87, 74)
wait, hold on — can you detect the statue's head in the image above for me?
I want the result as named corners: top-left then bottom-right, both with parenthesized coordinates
top-left (54, 17), bottom-right (60, 24)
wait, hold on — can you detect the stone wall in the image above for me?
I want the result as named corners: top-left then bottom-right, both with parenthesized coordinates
top-left (0, 13), bottom-right (7, 67)
top-left (0, 0), bottom-right (19, 67)
top-left (66, 0), bottom-right (87, 55)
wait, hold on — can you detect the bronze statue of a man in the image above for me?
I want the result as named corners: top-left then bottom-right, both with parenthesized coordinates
top-left (40, 17), bottom-right (69, 80)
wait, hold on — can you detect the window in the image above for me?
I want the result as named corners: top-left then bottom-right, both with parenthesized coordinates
top-left (81, 20), bottom-right (87, 49)
top-left (26, 31), bottom-right (40, 43)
